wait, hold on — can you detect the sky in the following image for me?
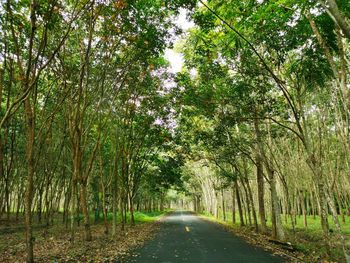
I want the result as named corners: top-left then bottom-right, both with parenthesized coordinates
top-left (164, 9), bottom-right (195, 73)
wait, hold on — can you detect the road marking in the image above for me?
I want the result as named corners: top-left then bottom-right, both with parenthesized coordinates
top-left (185, 226), bottom-right (190, 232)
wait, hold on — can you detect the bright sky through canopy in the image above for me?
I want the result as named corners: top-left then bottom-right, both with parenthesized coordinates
top-left (165, 8), bottom-right (194, 73)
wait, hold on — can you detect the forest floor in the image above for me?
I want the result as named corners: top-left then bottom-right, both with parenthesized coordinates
top-left (200, 212), bottom-right (350, 263)
top-left (0, 211), bottom-right (167, 262)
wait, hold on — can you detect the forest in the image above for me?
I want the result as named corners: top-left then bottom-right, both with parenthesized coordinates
top-left (0, 0), bottom-right (350, 262)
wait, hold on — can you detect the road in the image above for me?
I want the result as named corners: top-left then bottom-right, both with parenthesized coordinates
top-left (123, 211), bottom-right (284, 263)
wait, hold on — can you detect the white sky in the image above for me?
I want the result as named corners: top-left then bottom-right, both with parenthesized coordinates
top-left (165, 8), bottom-right (194, 73)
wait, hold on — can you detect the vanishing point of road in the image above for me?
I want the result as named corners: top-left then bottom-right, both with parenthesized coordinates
top-left (123, 211), bottom-right (284, 263)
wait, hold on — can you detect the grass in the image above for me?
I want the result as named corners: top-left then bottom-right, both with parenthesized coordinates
top-left (0, 209), bottom-right (171, 234)
top-left (105, 210), bottom-right (171, 224)
top-left (209, 210), bottom-right (350, 234)
top-left (268, 214), bottom-right (350, 235)
top-left (65, 209), bottom-right (171, 225)
top-left (132, 210), bottom-right (169, 222)
top-left (200, 211), bottom-right (350, 262)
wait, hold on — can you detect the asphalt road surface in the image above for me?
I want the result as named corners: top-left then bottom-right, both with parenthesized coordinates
top-left (124, 211), bottom-right (284, 263)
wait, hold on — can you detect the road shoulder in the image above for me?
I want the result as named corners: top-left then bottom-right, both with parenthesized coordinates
top-left (198, 214), bottom-right (305, 263)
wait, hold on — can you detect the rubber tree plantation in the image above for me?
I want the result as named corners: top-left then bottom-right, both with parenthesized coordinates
top-left (0, 0), bottom-right (350, 262)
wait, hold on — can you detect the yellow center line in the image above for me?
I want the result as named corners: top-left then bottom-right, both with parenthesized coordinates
top-left (185, 226), bottom-right (190, 232)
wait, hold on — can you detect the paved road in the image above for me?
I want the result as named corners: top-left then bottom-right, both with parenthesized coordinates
top-left (124, 211), bottom-right (284, 263)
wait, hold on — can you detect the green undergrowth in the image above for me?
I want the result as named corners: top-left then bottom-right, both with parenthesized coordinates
top-left (205, 210), bottom-right (350, 234)
top-left (200, 211), bottom-right (350, 262)
top-left (70, 210), bottom-right (171, 225)
top-left (1, 209), bottom-right (171, 231)
top-left (105, 210), bottom-right (171, 224)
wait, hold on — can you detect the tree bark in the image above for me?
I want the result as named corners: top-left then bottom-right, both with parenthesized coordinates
top-left (245, 177), bottom-right (258, 232)
top-left (70, 179), bottom-right (77, 243)
top-left (235, 180), bottom-right (244, 226)
top-left (254, 115), bottom-right (267, 233)
top-left (24, 98), bottom-right (35, 263)
top-left (268, 168), bottom-right (285, 241)
top-left (323, 0), bottom-right (350, 39)
top-left (221, 189), bottom-right (226, 221)
top-left (231, 185), bottom-right (236, 224)
top-left (80, 183), bottom-right (92, 241)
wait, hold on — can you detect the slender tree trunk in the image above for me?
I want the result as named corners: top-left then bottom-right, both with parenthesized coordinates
top-left (102, 183), bottom-right (108, 235)
top-left (121, 196), bottom-right (125, 231)
top-left (160, 193), bottom-right (164, 211)
top-left (254, 116), bottom-right (267, 232)
top-left (241, 178), bottom-right (251, 226)
top-left (268, 168), bottom-right (285, 241)
top-left (0, 137), bottom-right (6, 220)
top-left (300, 190), bottom-right (308, 228)
top-left (112, 150), bottom-right (119, 237)
top-left (37, 188), bottom-right (43, 224)
top-left (16, 190), bottom-right (21, 222)
top-left (80, 183), bottom-right (92, 241)
top-left (340, 196), bottom-right (346, 224)
top-left (129, 192), bottom-right (135, 226)
top-left (63, 186), bottom-right (70, 228)
top-left (70, 180), bottom-right (76, 243)
top-left (99, 149), bottom-right (109, 235)
top-left (214, 191), bottom-right (219, 219)
top-left (0, 61), bottom-right (4, 220)
top-left (245, 177), bottom-right (258, 232)
top-left (193, 196), bottom-right (197, 212)
top-left (24, 98), bottom-right (35, 263)
top-left (235, 180), bottom-right (244, 226)
top-left (112, 189), bottom-right (117, 236)
top-left (231, 185), bottom-right (236, 224)
top-left (5, 170), bottom-right (10, 221)
top-left (310, 190), bottom-right (317, 219)
top-left (221, 189), bottom-right (226, 221)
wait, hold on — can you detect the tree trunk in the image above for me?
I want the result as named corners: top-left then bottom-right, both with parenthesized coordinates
top-left (160, 194), bottom-right (164, 211)
top-left (235, 180), bottom-right (244, 226)
top-left (245, 177), bottom-right (258, 232)
top-left (63, 185), bottom-right (70, 228)
top-left (231, 185), bottom-right (236, 224)
top-left (102, 183), bottom-right (108, 235)
top-left (121, 196), bottom-right (125, 231)
top-left (300, 190), bottom-right (308, 228)
top-left (37, 188), bottom-right (43, 224)
top-left (0, 138), bottom-right (7, 220)
top-left (70, 180), bottom-right (77, 243)
top-left (130, 192), bottom-right (135, 226)
top-left (254, 115), bottom-right (267, 233)
top-left (324, 0), bottom-right (350, 40)
top-left (80, 183), bottom-right (92, 241)
top-left (221, 189), bottom-right (226, 221)
top-left (268, 168), bottom-right (285, 241)
top-left (24, 98), bottom-right (35, 263)
top-left (317, 181), bottom-right (330, 235)
top-left (5, 170), bottom-right (10, 221)
top-left (112, 188), bottom-right (117, 236)
top-left (241, 178), bottom-right (251, 226)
